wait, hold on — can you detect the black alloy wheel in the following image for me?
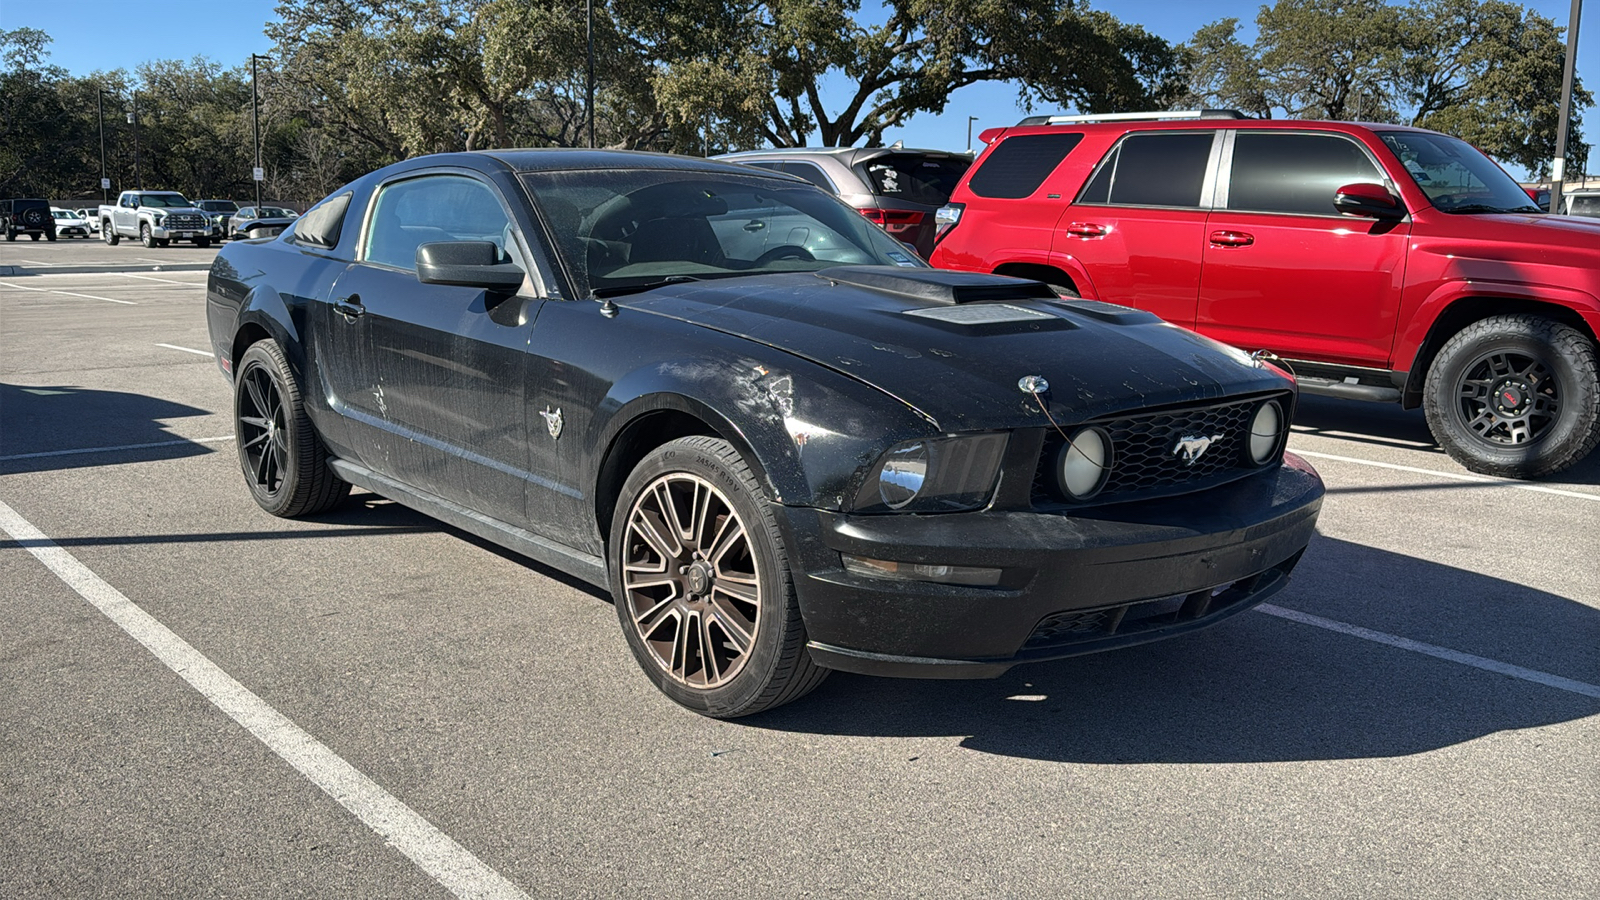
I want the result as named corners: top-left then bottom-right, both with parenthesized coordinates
top-left (610, 436), bottom-right (827, 717)
top-left (1424, 314), bottom-right (1600, 478)
top-left (233, 340), bottom-right (350, 517)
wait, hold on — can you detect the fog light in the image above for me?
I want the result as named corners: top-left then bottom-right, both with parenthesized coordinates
top-left (1058, 426), bottom-right (1112, 500)
top-left (1248, 400), bottom-right (1285, 465)
top-left (842, 554), bottom-right (1002, 586)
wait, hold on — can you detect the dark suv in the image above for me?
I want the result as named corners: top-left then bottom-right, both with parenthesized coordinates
top-left (930, 111), bottom-right (1600, 479)
top-left (717, 146), bottom-right (971, 259)
top-left (2, 198), bottom-right (57, 242)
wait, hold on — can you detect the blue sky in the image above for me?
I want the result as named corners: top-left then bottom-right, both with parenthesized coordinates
top-left (4, 0), bottom-right (1592, 174)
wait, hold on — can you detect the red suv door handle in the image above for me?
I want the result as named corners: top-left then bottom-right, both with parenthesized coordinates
top-left (1065, 222), bottom-right (1108, 238)
top-left (1209, 230), bottom-right (1254, 247)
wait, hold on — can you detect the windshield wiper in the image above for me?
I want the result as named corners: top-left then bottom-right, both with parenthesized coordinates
top-left (589, 275), bottom-right (704, 300)
top-left (1442, 203), bottom-right (1540, 214)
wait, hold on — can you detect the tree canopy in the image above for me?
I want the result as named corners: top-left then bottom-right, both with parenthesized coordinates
top-left (1179, 0), bottom-right (1589, 175)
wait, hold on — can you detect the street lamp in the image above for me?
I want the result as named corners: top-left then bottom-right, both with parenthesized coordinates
top-left (967, 116), bottom-right (979, 153)
top-left (1552, 0), bottom-right (1583, 212)
top-left (127, 91), bottom-right (143, 190)
top-left (586, 0), bottom-right (595, 148)
top-left (97, 88), bottom-right (111, 202)
top-left (251, 54), bottom-right (271, 207)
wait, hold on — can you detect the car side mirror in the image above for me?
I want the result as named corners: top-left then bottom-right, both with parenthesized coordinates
top-left (1333, 182), bottom-right (1404, 220)
top-left (128, 198), bottom-right (140, 209)
top-left (416, 241), bottom-right (525, 291)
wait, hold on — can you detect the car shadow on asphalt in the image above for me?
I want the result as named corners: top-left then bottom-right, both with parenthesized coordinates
top-left (0, 381), bottom-right (219, 473)
top-left (1292, 394), bottom-right (1600, 486)
top-left (743, 534), bottom-right (1600, 763)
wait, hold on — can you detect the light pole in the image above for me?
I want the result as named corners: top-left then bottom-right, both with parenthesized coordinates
top-left (967, 116), bottom-right (979, 153)
top-left (251, 54), bottom-right (270, 207)
top-left (97, 89), bottom-right (109, 202)
top-left (586, 0), bottom-right (595, 148)
top-left (1552, 0), bottom-right (1583, 212)
top-left (128, 92), bottom-right (143, 190)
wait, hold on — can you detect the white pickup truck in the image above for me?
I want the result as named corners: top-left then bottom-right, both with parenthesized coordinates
top-left (98, 191), bottom-right (220, 248)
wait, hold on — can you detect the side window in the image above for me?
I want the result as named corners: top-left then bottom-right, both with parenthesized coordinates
top-left (967, 133), bottom-right (1084, 199)
top-left (290, 192), bottom-right (352, 250)
top-left (1227, 132), bottom-right (1384, 216)
top-left (364, 174), bottom-right (519, 271)
top-left (780, 161), bottom-right (835, 191)
top-left (1079, 132), bottom-right (1215, 208)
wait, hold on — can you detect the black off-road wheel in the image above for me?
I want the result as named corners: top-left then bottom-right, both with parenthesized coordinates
top-left (45, 232), bottom-right (56, 242)
top-left (1423, 314), bottom-right (1600, 478)
top-left (140, 223), bottom-right (156, 248)
top-left (609, 436), bottom-right (828, 717)
top-left (233, 341), bottom-right (350, 517)
top-left (103, 225), bottom-right (119, 245)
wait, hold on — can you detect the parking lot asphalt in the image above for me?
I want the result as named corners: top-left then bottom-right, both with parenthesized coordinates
top-left (3, 239), bottom-right (1597, 898)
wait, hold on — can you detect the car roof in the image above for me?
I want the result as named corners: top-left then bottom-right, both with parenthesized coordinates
top-left (991, 115), bottom-right (1435, 140)
top-left (471, 148), bottom-right (767, 177)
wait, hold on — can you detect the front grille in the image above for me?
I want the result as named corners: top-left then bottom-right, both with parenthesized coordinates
top-left (165, 213), bottom-right (205, 230)
top-left (1033, 393), bottom-right (1286, 506)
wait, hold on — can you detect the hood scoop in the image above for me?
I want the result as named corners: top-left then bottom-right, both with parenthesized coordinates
top-left (815, 266), bottom-right (1059, 305)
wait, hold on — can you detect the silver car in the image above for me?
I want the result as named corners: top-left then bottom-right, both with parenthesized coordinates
top-left (715, 146), bottom-right (971, 259)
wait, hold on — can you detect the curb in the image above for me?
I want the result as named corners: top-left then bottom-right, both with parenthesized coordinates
top-left (0, 262), bottom-right (213, 277)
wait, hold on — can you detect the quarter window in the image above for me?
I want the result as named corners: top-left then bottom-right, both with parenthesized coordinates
top-left (364, 174), bottom-right (519, 271)
top-left (1079, 132), bottom-right (1214, 208)
top-left (1227, 132), bottom-right (1384, 215)
top-left (968, 133), bottom-right (1084, 199)
top-left (780, 161), bottom-right (836, 191)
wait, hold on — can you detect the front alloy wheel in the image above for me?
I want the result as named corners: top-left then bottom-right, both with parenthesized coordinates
top-left (1424, 314), bottom-right (1600, 478)
top-left (610, 436), bottom-right (826, 716)
top-left (140, 223), bottom-right (155, 248)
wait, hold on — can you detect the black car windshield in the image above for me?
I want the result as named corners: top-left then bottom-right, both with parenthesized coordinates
top-left (140, 193), bottom-right (193, 208)
top-left (1377, 131), bottom-right (1542, 214)
top-left (520, 169), bottom-right (926, 297)
top-left (198, 201), bottom-right (238, 212)
top-left (259, 207), bottom-right (296, 217)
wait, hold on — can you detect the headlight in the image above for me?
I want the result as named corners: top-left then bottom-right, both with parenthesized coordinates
top-left (1247, 399), bottom-right (1286, 465)
top-left (1057, 426), bottom-right (1112, 500)
top-left (152, 213), bottom-right (166, 224)
top-left (854, 433), bottom-right (1009, 513)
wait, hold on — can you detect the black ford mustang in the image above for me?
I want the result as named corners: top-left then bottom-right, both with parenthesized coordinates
top-left (206, 149), bottom-right (1323, 717)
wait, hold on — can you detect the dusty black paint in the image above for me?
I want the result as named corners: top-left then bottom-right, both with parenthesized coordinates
top-left (206, 149), bottom-right (1324, 678)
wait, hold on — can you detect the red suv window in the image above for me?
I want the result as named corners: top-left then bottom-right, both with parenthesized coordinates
top-left (1079, 132), bottom-right (1214, 207)
top-left (967, 133), bottom-right (1084, 199)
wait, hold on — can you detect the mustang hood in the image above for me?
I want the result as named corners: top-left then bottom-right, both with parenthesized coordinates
top-left (625, 268), bottom-right (1291, 431)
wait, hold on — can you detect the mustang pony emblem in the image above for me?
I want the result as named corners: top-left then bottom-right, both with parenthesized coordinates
top-left (540, 406), bottom-right (564, 440)
top-left (1174, 434), bottom-right (1222, 466)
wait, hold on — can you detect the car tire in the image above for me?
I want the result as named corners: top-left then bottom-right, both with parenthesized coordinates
top-left (140, 223), bottom-right (155, 248)
top-left (45, 231), bottom-right (56, 242)
top-left (157, 239), bottom-right (170, 247)
top-left (195, 237), bottom-right (211, 249)
top-left (1423, 314), bottom-right (1600, 478)
top-left (29, 232), bottom-right (40, 241)
top-left (233, 340), bottom-right (351, 518)
top-left (609, 435), bottom-right (828, 717)
top-left (4, 230), bottom-right (13, 242)
top-left (104, 225), bottom-right (119, 246)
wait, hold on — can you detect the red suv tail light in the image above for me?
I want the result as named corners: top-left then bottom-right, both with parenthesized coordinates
top-left (857, 208), bottom-right (925, 235)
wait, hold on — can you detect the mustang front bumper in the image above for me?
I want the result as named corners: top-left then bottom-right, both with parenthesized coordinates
top-left (780, 452), bottom-right (1324, 678)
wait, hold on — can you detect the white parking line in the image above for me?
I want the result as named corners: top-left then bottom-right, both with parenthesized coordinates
top-left (0, 498), bottom-right (532, 900)
top-left (0, 436), bottom-right (234, 462)
top-left (157, 343), bottom-right (214, 357)
top-left (0, 282), bottom-right (136, 305)
top-left (122, 273), bottom-right (202, 285)
top-left (1258, 604), bottom-right (1600, 699)
top-left (1292, 449), bottom-right (1600, 503)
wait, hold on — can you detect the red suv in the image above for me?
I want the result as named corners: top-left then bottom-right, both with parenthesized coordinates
top-left (929, 111), bottom-right (1600, 479)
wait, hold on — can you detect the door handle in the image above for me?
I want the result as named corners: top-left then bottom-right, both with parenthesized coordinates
top-left (1209, 230), bottom-right (1254, 247)
top-left (1065, 222), bottom-right (1108, 238)
top-left (334, 294), bottom-right (364, 320)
